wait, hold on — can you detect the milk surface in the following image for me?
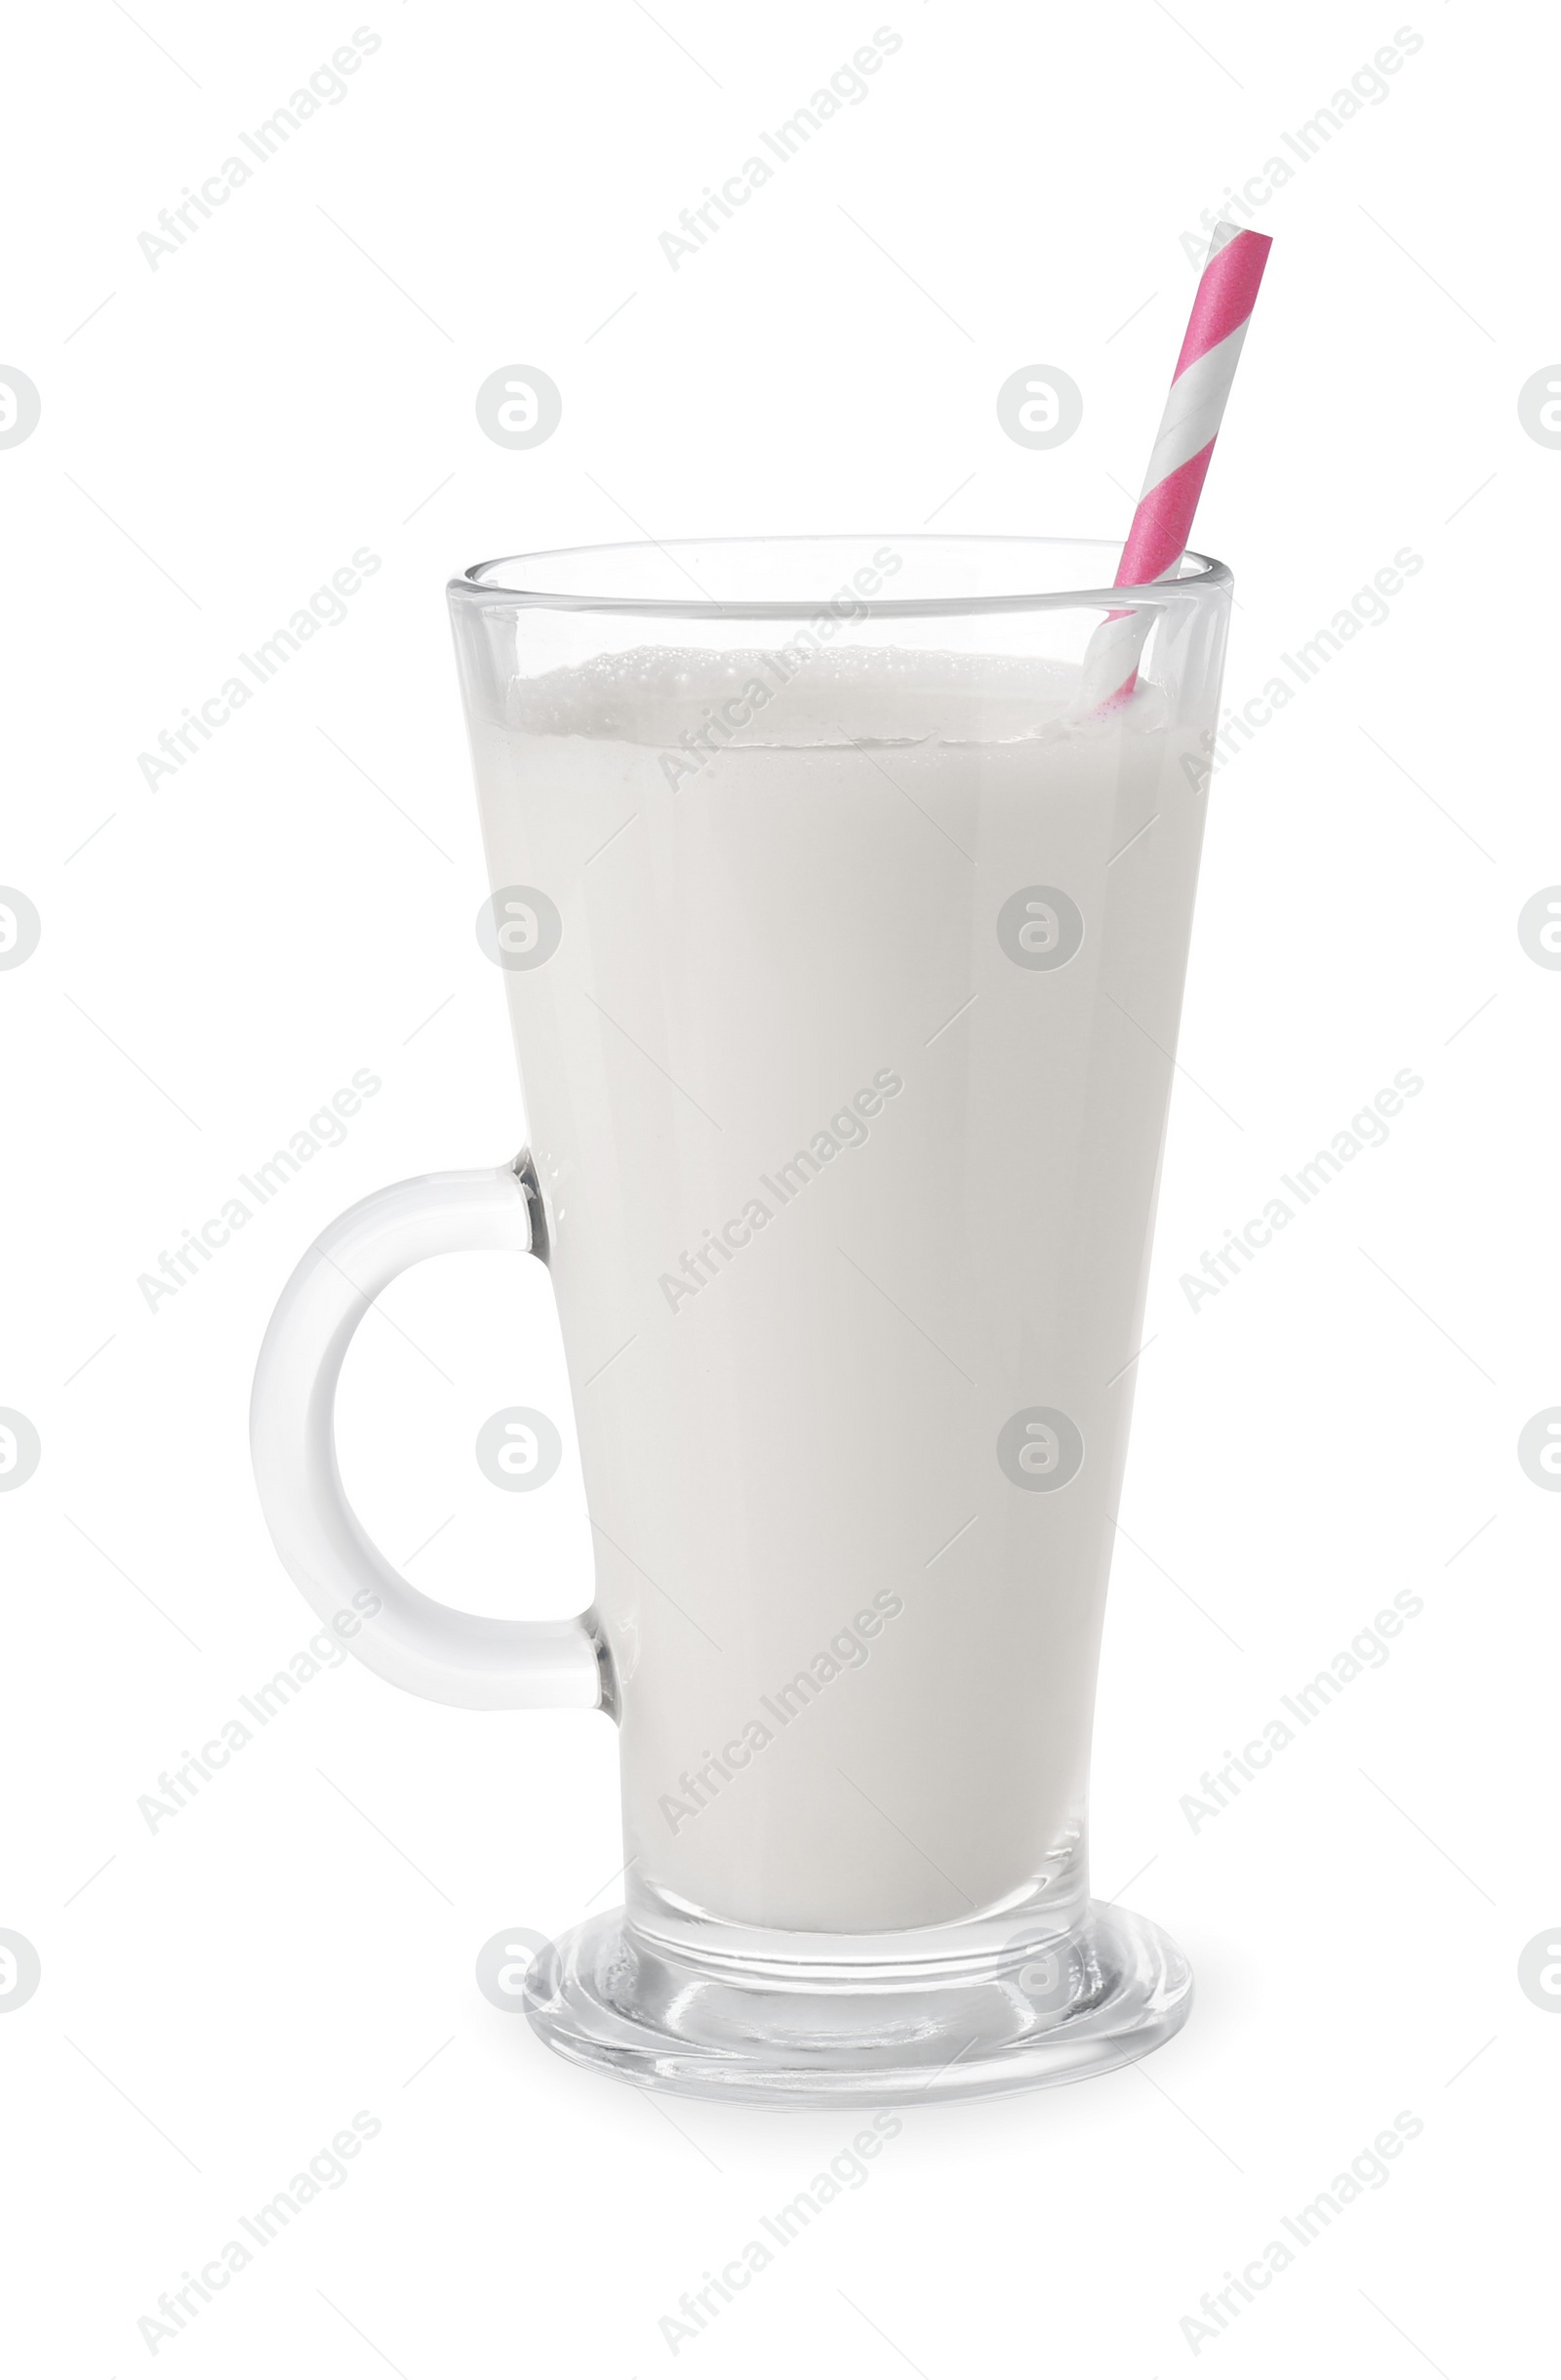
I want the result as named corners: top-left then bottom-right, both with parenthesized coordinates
top-left (466, 645), bottom-right (1207, 1939)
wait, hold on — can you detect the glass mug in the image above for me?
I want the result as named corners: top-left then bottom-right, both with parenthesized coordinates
top-left (251, 536), bottom-right (1230, 2104)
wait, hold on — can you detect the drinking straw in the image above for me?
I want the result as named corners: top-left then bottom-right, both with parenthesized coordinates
top-left (1074, 222), bottom-right (1272, 715)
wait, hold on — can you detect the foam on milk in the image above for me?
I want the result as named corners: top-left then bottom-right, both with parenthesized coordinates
top-left (503, 643), bottom-right (1168, 750)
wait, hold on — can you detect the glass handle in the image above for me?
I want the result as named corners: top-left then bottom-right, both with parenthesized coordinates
top-left (249, 1159), bottom-right (604, 1712)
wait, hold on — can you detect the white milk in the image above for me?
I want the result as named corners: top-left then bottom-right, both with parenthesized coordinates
top-left (467, 646), bottom-right (1208, 1942)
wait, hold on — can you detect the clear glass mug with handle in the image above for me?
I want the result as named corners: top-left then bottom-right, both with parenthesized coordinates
top-left (251, 535), bottom-right (1229, 2105)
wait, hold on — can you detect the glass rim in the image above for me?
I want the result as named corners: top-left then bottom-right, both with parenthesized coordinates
top-left (448, 533), bottom-right (1231, 622)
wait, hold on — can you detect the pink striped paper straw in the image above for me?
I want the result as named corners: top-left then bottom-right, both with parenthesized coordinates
top-left (1075, 222), bottom-right (1272, 714)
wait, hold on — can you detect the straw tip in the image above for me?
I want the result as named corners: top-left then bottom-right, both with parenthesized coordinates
top-left (1208, 221), bottom-right (1274, 262)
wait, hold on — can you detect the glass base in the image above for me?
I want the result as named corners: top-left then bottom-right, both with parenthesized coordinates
top-left (523, 1901), bottom-right (1192, 2107)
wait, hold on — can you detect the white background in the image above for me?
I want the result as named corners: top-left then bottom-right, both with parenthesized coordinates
top-left (2, 1), bottom-right (1555, 2372)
